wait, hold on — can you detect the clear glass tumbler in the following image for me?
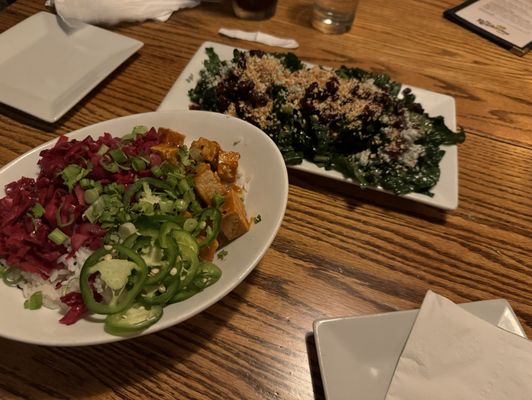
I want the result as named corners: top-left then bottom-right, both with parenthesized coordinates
top-left (312, 0), bottom-right (359, 34)
top-left (232, 0), bottom-right (278, 20)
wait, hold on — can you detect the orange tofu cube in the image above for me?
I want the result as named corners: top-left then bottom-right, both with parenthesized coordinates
top-left (194, 163), bottom-right (225, 205)
top-left (158, 127), bottom-right (185, 146)
top-left (217, 151), bottom-right (240, 183)
top-left (220, 189), bottom-right (250, 241)
top-left (151, 143), bottom-right (178, 161)
top-left (190, 137), bottom-right (221, 165)
top-left (199, 239), bottom-right (219, 261)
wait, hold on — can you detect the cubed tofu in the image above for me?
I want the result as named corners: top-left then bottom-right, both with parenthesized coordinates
top-left (199, 239), bottom-right (219, 261)
top-left (190, 137), bottom-right (221, 165)
top-left (158, 127), bottom-right (185, 146)
top-left (220, 189), bottom-right (250, 241)
top-left (194, 163), bottom-right (225, 205)
top-left (151, 143), bottom-right (178, 161)
top-left (217, 151), bottom-right (240, 183)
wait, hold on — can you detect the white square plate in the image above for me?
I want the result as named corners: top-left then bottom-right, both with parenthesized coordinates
top-left (0, 12), bottom-right (143, 122)
top-left (159, 41), bottom-right (460, 210)
top-left (313, 300), bottom-right (527, 400)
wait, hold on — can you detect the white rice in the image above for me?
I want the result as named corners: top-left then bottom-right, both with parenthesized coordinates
top-left (16, 247), bottom-right (92, 311)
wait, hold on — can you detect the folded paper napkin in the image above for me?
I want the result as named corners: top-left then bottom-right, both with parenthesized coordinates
top-left (219, 28), bottom-right (299, 48)
top-left (385, 291), bottom-right (532, 400)
top-left (45, 0), bottom-right (200, 25)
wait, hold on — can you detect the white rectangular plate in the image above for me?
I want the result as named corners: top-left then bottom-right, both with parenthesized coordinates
top-left (313, 300), bottom-right (527, 400)
top-left (0, 12), bottom-right (143, 122)
top-left (159, 41), bottom-right (460, 210)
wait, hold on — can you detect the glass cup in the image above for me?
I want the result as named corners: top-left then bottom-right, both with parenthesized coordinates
top-left (232, 0), bottom-right (278, 20)
top-left (311, 0), bottom-right (359, 34)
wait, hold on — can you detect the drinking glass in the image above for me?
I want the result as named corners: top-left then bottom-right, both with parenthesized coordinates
top-left (232, 0), bottom-right (278, 20)
top-left (312, 0), bottom-right (359, 34)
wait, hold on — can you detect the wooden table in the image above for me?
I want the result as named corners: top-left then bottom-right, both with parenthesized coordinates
top-left (0, 0), bottom-right (530, 398)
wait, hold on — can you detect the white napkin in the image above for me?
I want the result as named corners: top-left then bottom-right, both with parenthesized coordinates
top-left (46, 0), bottom-right (201, 25)
top-left (218, 28), bottom-right (299, 48)
top-left (385, 291), bottom-right (532, 400)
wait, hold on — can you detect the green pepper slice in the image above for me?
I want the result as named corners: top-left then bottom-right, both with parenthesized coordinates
top-left (145, 236), bottom-right (178, 286)
top-left (170, 288), bottom-right (200, 303)
top-left (170, 261), bottom-right (222, 303)
top-left (80, 245), bottom-right (148, 315)
top-left (141, 262), bottom-right (182, 305)
top-left (104, 303), bottom-right (163, 335)
top-left (192, 261), bottom-right (222, 290)
top-left (196, 208), bottom-right (221, 249)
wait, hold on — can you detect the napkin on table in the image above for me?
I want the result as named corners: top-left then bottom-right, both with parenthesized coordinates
top-left (219, 28), bottom-right (299, 48)
top-left (46, 0), bottom-right (201, 25)
top-left (385, 291), bottom-right (532, 400)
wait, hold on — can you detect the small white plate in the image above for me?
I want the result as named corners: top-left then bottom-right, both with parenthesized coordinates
top-left (0, 12), bottom-right (143, 122)
top-left (159, 41), bottom-right (460, 210)
top-left (0, 110), bottom-right (288, 346)
top-left (313, 300), bottom-right (527, 400)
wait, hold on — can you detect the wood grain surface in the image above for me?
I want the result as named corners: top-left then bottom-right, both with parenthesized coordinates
top-left (0, 0), bottom-right (531, 399)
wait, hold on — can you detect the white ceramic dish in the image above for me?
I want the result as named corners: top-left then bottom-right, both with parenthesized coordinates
top-left (0, 110), bottom-right (288, 346)
top-left (159, 41), bottom-right (460, 210)
top-left (0, 12), bottom-right (143, 122)
top-left (313, 300), bottom-right (527, 400)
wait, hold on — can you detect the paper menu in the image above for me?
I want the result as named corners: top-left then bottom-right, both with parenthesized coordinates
top-left (444, 0), bottom-right (532, 55)
top-left (385, 291), bottom-right (532, 400)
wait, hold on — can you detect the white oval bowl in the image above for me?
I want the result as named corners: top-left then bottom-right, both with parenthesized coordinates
top-left (0, 110), bottom-right (288, 346)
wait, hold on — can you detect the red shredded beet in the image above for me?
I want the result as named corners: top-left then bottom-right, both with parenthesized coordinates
top-left (59, 292), bottom-right (87, 325)
top-left (0, 129), bottom-right (163, 325)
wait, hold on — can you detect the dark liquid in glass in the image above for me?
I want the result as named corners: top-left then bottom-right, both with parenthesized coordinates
top-left (232, 0), bottom-right (277, 19)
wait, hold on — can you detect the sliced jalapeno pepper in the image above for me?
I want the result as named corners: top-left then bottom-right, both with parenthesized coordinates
top-left (122, 233), bottom-right (139, 248)
top-left (104, 303), bottom-right (163, 335)
top-left (170, 288), bottom-right (200, 303)
top-left (196, 208), bottom-right (221, 249)
top-left (145, 236), bottom-right (178, 286)
top-left (134, 215), bottom-right (186, 240)
top-left (192, 261), bottom-right (222, 290)
top-left (141, 262), bottom-right (182, 305)
top-left (80, 245), bottom-right (147, 315)
top-left (158, 221), bottom-right (182, 249)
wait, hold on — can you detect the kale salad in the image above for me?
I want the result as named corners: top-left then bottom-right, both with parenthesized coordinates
top-left (188, 48), bottom-right (465, 196)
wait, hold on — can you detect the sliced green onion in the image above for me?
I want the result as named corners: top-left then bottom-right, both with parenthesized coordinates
top-left (31, 203), bottom-right (45, 218)
top-left (178, 179), bottom-right (190, 194)
top-left (84, 187), bottom-right (100, 204)
top-left (48, 228), bottom-right (69, 245)
top-left (24, 291), bottom-right (43, 310)
top-left (132, 125), bottom-right (148, 135)
top-left (55, 205), bottom-right (75, 228)
top-left (190, 200), bottom-right (203, 215)
top-left (79, 178), bottom-right (92, 188)
top-left (174, 199), bottom-right (188, 212)
top-left (131, 157), bottom-right (147, 171)
top-left (97, 144), bottom-right (110, 156)
top-left (151, 165), bottom-right (163, 177)
top-left (102, 162), bottom-right (119, 173)
top-left (178, 147), bottom-right (191, 166)
top-left (2, 267), bottom-right (22, 286)
top-left (159, 200), bottom-right (174, 214)
top-left (84, 196), bottom-right (105, 223)
top-left (109, 148), bottom-right (128, 163)
top-left (212, 193), bottom-right (225, 208)
top-left (121, 126), bottom-right (148, 141)
top-left (118, 223), bottom-right (137, 240)
top-left (61, 164), bottom-right (89, 191)
top-left (183, 218), bottom-right (198, 233)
